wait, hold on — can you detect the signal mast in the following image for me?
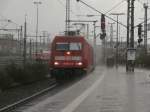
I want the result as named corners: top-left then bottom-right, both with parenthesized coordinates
top-left (66, 0), bottom-right (70, 35)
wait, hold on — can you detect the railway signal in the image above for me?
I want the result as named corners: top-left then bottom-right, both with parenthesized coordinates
top-left (138, 24), bottom-right (142, 37)
top-left (138, 38), bottom-right (143, 44)
top-left (100, 14), bottom-right (106, 40)
top-left (137, 24), bottom-right (143, 44)
top-left (101, 14), bottom-right (106, 32)
top-left (100, 33), bottom-right (106, 40)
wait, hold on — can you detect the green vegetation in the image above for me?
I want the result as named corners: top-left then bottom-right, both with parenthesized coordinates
top-left (0, 70), bottom-right (13, 90)
top-left (0, 62), bottom-right (49, 90)
top-left (135, 54), bottom-right (150, 68)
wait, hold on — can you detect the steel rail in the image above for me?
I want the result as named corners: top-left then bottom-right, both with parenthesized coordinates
top-left (0, 81), bottom-right (57, 112)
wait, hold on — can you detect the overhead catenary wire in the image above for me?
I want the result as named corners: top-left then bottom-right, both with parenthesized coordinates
top-left (0, 14), bottom-right (21, 27)
top-left (136, 0), bottom-right (144, 5)
top-left (134, 1), bottom-right (150, 28)
top-left (0, 14), bottom-right (39, 41)
top-left (56, 0), bottom-right (76, 16)
top-left (135, 18), bottom-right (150, 27)
top-left (136, 0), bottom-right (149, 5)
top-left (76, 0), bottom-right (127, 28)
top-left (57, 0), bottom-right (66, 8)
top-left (105, 0), bottom-right (126, 14)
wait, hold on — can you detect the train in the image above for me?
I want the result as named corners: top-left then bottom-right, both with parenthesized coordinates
top-left (49, 35), bottom-right (94, 79)
top-left (32, 51), bottom-right (51, 62)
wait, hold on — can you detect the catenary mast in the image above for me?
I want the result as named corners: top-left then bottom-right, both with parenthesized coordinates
top-left (66, 0), bottom-right (70, 35)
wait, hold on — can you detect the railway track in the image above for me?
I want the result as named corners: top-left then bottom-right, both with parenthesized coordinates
top-left (0, 80), bottom-right (58, 112)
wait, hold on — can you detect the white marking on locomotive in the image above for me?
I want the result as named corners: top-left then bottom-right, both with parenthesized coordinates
top-left (55, 56), bottom-right (81, 61)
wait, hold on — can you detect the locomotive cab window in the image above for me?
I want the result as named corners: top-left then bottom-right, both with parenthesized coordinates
top-left (56, 43), bottom-right (69, 51)
top-left (70, 42), bottom-right (82, 51)
top-left (56, 42), bottom-right (82, 51)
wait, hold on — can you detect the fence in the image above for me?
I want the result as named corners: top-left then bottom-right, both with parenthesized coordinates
top-left (0, 56), bottom-right (23, 69)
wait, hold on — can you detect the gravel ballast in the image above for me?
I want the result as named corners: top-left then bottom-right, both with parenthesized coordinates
top-left (0, 78), bottom-right (54, 109)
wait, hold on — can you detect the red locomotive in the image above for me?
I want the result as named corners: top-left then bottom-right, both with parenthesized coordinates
top-left (50, 35), bottom-right (94, 79)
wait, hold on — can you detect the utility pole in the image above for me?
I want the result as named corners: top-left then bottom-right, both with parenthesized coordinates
top-left (23, 16), bottom-right (27, 65)
top-left (130, 0), bottom-right (135, 48)
top-left (17, 27), bottom-right (20, 55)
top-left (126, 0), bottom-right (135, 72)
top-left (39, 36), bottom-right (42, 52)
top-left (110, 13), bottom-right (125, 68)
top-left (32, 39), bottom-right (35, 55)
top-left (108, 23), bottom-right (115, 49)
top-left (19, 26), bottom-right (23, 55)
top-left (86, 24), bottom-right (89, 39)
top-left (126, 0), bottom-right (130, 71)
top-left (66, 0), bottom-right (70, 35)
top-left (29, 38), bottom-right (32, 59)
top-left (20, 26), bottom-right (23, 55)
top-left (34, 1), bottom-right (42, 57)
top-left (42, 31), bottom-right (47, 43)
top-left (144, 3), bottom-right (148, 54)
top-left (93, 21), bottom-right (97, 67)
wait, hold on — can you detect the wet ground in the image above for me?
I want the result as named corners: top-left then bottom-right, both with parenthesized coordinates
top-left (15, 66), bottom-right (150, 112)
top-left (0, 78), bottom-right (54, 109)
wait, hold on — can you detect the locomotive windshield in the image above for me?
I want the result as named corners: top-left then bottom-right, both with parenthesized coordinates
top-left (56, 42), bottom-right (82, 51)
top-left (56, 43), bottom-right (69, 51)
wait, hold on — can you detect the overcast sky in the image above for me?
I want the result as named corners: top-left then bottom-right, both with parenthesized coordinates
top-left (0, 0), bottom-right (149, 41)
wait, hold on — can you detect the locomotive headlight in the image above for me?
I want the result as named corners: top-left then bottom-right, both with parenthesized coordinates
top-left (66, 51), bottom-right (71, 55)
top-left (54, 61), bottom-right (59, 65)
top-left (77, 62), bottom-right (83, 66)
